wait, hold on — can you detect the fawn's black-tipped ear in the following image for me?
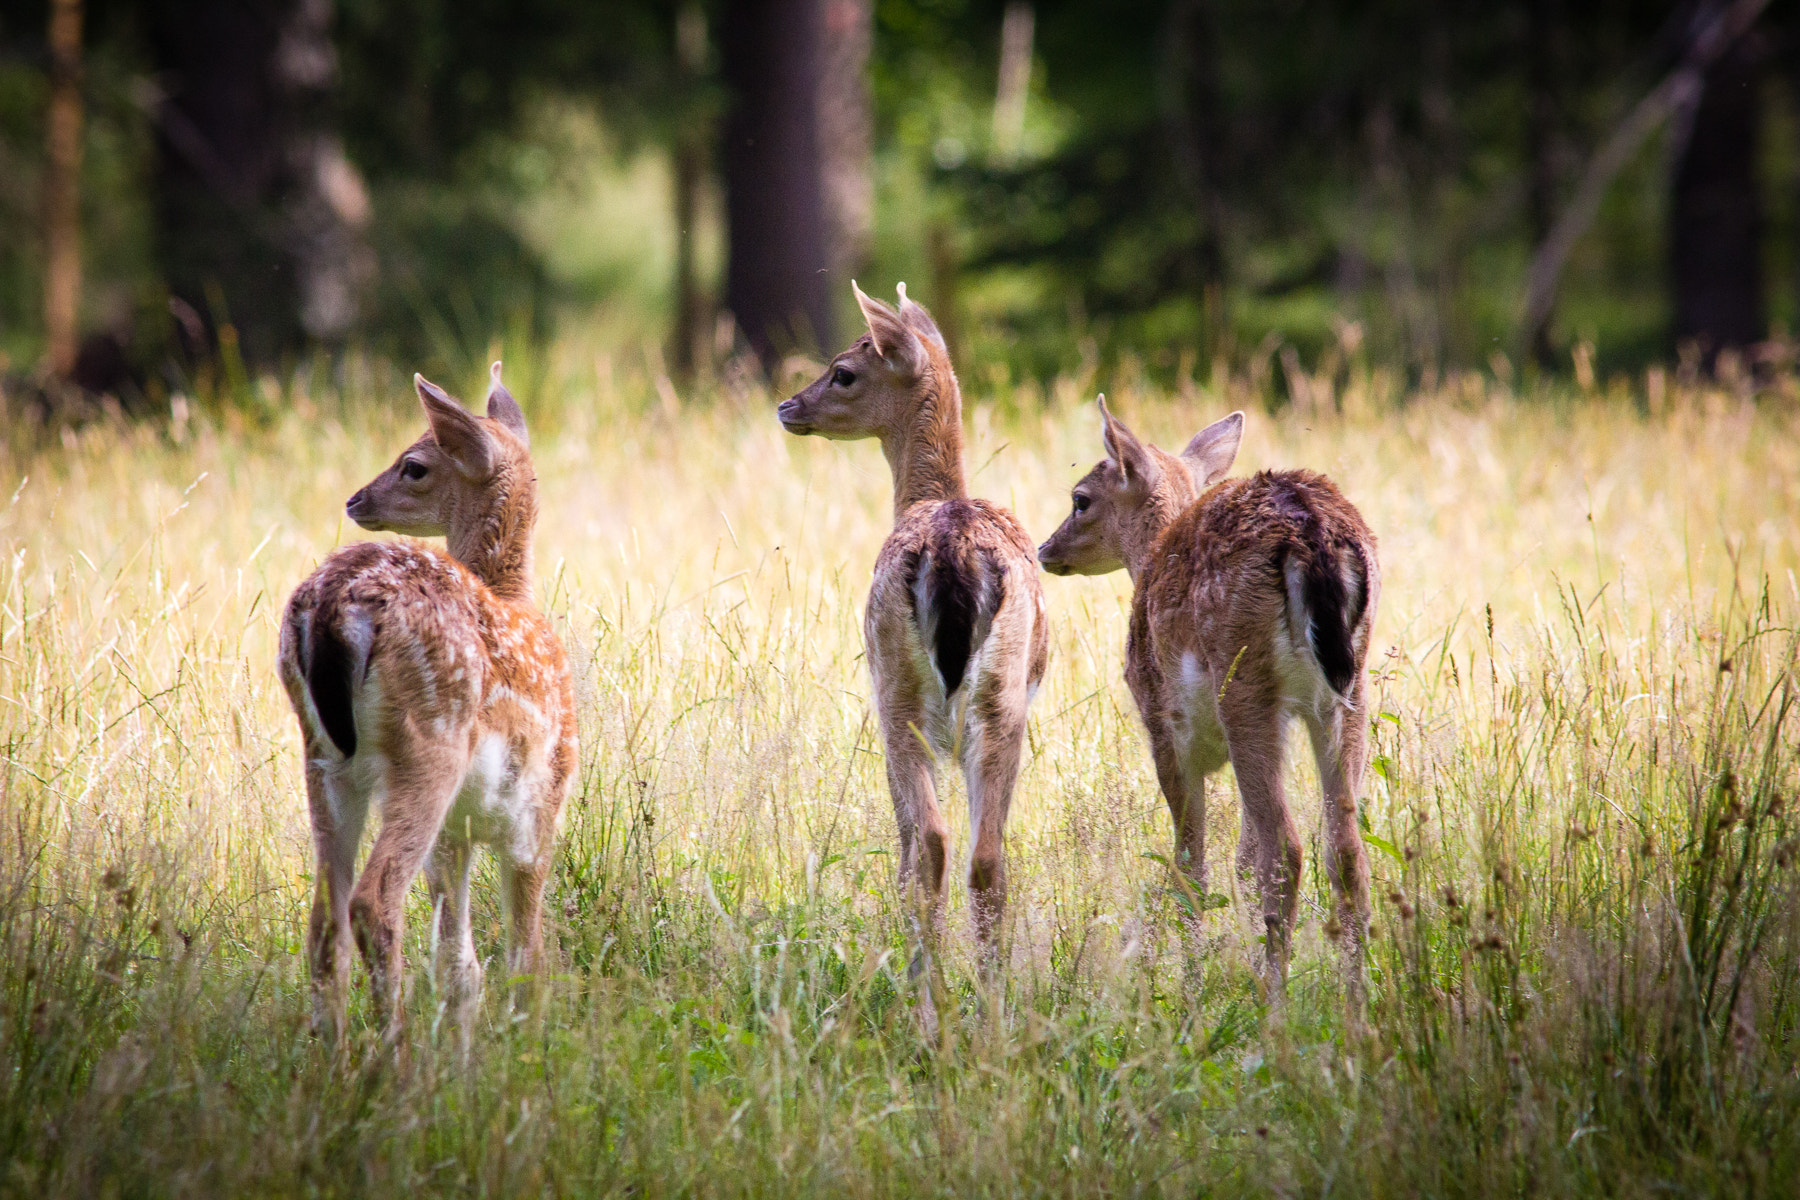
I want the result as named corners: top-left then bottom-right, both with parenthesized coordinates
top-left (417, 373), bottom-right (496, 479)
top-left (894, 282), bottom-right (947, 353)
top-left (485, 361), bottom-right (529, 446)
top-left (1180, 411), bottom-right (1243, 486)
top-left (853, 280), bottom-right (927, 379)
top-left (1097, 395), bottom-right (1159, 492)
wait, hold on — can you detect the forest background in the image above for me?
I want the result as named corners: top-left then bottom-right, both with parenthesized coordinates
top-left (0, 0), bottom-right (1797, 404)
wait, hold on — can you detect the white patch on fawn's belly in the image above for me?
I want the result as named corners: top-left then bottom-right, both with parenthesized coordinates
top-left (1173, 651), bottom-right (1226, 770)
top-left (446, 731), bottom-right (541, 863)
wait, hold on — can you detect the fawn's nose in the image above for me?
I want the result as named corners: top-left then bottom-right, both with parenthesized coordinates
top-left (776, 397), bottom-right (808, 433)
top-left (345, 487), bottom-right (370, 521)
top-left (1036, 545), bottom-right (1068, 575)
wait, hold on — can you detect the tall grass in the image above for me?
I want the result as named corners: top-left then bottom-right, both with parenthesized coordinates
top-left (1, 346), bottom-right (1797, 1195)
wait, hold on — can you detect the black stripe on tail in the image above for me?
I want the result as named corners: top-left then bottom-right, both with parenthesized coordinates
top-left (924, 547), bottom-right (983, 696)
top-left (1301, 539), bottom-right (1367, 696)
top-left (306, 618), bottom-right (359, 758)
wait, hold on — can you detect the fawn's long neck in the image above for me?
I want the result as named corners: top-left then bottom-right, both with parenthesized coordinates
top-left (881, 363), bottom-right (968, 516)
top-left (449, 471), bottom-right (537, 604)
top-left (1122, 462), bottom-right (1201, 588)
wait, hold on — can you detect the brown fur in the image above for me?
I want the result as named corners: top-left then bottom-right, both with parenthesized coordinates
top-left (277, 364), bottom-right (577, 1039)
top-left (1039, 400), bottom-right (1379, 1001)
top-left (780, 284), bottom-right (1049, 1007)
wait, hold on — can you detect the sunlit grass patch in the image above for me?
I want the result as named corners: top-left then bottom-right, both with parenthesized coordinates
top-left (1, 349), bottom-right (1797, 1194)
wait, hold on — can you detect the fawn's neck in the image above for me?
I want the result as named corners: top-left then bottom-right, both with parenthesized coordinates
top-left (881, 365), bottom-right (968, 516)
top-left (449, 473), bottom-right (537, 604)
top-left (1122, 466), bottom-right (1201, 588)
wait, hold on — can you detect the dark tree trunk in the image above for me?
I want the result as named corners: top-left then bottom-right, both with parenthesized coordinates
top-left (1525, 0), bottom-right (1562, 365)
top-left (148, 0), bottom-right (368, 365)
top-left (1671, 25), bottom-right (1765, 359)
top-left (721, 0), bottom-right (832, 368)
top-left (43, 0), bottom-right (83, 379)
top-left (671, 1), bottom-right (709, 376)
top-left (1162, 0), bottom-right (1227, 346)
top-left (819, 0), bottom-right (872, 289)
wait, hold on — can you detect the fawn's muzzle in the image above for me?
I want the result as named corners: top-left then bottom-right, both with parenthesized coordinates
top-left (344, 487), bottom-right (377, 529)
top-left (776, 398), bottom-right (811, 434)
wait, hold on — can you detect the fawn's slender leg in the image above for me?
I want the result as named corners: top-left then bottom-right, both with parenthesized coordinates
top-left (1307, 682), bottom-right (1372, 1008)
top-left (1146, 726), bottom-right (1208, 896)
top-left (881, 701), bottom-right (948, 1039)
top-left (500, 851), bottom-right (554, 1016)
top-left (963, 666), bottom-right (1028, 968)
top-left (882, 710), bottom-right (950, 929)
top-left (1221, 695), bottom-right (1302, 990)
top-left (350, 752), bottom-right (466, 1033)
top-left (306, 752), bottom-right (368, 1041)
top-left (427, 834), bottom-right (481, 1034)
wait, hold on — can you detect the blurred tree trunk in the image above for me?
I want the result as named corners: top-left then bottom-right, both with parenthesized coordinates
top-left (147, 0), bottom-right (368, 366)
top-left (43, 0), bottom-right (83, 379)
top-left (1525, 0), bottom-right (1562, 365)
top-left (721, 0), bottom-right (832, 368)
top-left (992, 2), bottom-right (1032, 164)
top-left (1671, 23), bottom-right (1765, 360)
top-left (819, 0), bottom-right (872, 290)
top-left (671, 2), bottom-right (709, 376)
top-left (1162, 0), bottom-right (1226, 349)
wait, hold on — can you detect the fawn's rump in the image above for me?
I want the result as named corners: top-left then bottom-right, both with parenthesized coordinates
top-left (904, 501), bottom-right (1008, 699)
top-left (1265, 474), bottom-right (1372, 696)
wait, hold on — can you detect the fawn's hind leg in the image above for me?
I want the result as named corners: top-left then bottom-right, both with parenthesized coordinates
top-left (879, 695), bottom-right (950, 1040)
top-left (1307, 684), bottom-right (1372, 1009)
top-left (350, 750), bottom-right (467, 1034)
top-left (306, 753), bottom-right (368, 1041)
top-left (427, 834), bottom-right (482, 1035)
top-left (1220, 698), bottom-right (1302, 992)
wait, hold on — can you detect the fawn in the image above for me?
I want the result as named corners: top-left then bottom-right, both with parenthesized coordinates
top-left (778, 283), bottom-right (1049, 1000)
top-left (1037, 398), bottom-right (1379, 998)
top-left (278, 364), bottom-right (577, 1038)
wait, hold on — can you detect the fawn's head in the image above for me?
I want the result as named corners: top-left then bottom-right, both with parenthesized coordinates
top-left (777, 281), bottom-right (951, 442)
top-left (346, 364), bottom-right (538, 587)
top-left (1037, 398), bottom-right (1243, 578)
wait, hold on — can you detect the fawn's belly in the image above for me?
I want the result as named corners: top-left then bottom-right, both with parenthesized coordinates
top-left (443, 732), bottom-right (546, 863)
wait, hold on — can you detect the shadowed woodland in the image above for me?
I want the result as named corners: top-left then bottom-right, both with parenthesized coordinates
top-left (0, 0), bottom-right (1798, 402)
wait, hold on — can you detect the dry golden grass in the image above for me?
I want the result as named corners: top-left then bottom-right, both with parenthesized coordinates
top-left (1, 346), bottom-right (1796, 1195)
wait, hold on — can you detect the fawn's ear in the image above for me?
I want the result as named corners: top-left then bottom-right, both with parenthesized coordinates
top-left (1180, 411), bottom-right (1243, 486)
top-left (853, 280), bottom-right (927, 380)
top-left (1098, 395), bottom-right (1160, 493)
top-left (894, 282), bottom-right (947, 353)
top-left (484, 361), bottom-right (529, 447)
top-left (417, 374), bottom-right (496, 479)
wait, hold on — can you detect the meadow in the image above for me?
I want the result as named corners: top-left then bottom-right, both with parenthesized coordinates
top-left (1, 341), bottom-right (1798, 1196)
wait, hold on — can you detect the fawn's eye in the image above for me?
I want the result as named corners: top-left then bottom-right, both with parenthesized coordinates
top-left (831, 366), bottom-right (855, 388)
top-left (1073, 493), bottom-right (1091, 514)
top-left (401, 460), bottom-right (428, 481)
